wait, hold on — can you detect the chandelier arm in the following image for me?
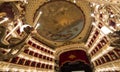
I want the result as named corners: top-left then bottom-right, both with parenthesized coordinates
top-left (0, 25), bottom-right (33, 49)
top-left (0, 26), bottom-right (33, 60)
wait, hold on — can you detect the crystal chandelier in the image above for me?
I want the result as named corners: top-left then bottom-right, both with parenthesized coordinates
top-left (0, 1), bottom-right (34, 60)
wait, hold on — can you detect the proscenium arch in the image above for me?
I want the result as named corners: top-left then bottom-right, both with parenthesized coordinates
top-left (55, 43), bottom-right (87, 60)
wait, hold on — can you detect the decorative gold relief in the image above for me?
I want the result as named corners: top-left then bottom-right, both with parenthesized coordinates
top-left (69, 54), bottom-right (76, 59)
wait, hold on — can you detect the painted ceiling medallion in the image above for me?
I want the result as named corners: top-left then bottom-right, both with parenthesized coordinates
top-left (37, 1), bottom-right (85, 42)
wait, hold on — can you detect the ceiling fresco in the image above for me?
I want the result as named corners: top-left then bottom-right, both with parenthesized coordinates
top-left (37, 1), bottom-right (85, 42)
top-left (26, 0), bottom-right (92, 48)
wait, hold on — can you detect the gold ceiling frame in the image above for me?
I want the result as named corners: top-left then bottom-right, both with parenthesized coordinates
top-left (31, 0), bottom-right (92, 48)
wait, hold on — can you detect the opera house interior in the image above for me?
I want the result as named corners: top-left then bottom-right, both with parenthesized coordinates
top-left (0, 0), bottom-right (120, 72)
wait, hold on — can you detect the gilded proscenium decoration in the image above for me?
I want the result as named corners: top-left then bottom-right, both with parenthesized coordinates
top-left (69, 54), bottom-right (76, 59)
top-left (37, 1), bottom-right (85, 42)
